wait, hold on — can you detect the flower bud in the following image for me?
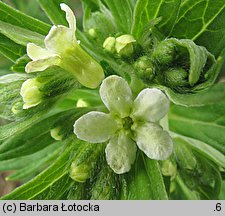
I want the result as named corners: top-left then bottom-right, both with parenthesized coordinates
top-left (20, 78), bottom-right (42, 109)
top-left (134, 56), bottom-right (155, 83)
top-left (11, 101), bottom-right (23, 114)
top-left (50, 127), bottom-right (63, 141)
top-left (115, 34), bottom-right (136, 56)
top-left (160, 159), bottom-right (177, 179)
top-left (88, 28), bottom-right (97, 38)
top-left (152, 40), bottom-right (177, 65)
top-left (103, 36), bottom-right (116, 53)
top-left (70, 163), bottom-right (90, 183)
top-left (164, 68), bottom-right (188, 87)
top-left (76, 99), bottom-right (89, 108)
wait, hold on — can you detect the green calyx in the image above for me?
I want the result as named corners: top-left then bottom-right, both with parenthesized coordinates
top-left (134, 56), bottom-right (156, 83)
top-left (137, 38), bottom-right (217, 92)
top-left (152, 40), bottom-right (177, 65)
top-left (164, 68), bottom-right (188, 87)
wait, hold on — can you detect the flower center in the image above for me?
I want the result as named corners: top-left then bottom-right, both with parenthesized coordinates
top-left (122, 116), bottom-right (134, 130)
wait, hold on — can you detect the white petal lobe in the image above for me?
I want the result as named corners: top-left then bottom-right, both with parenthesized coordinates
top-left (131, 88), bottom-right (169, 122)
top-left (60, 3), bottom-right (76, 32)
top-left (73, 111), bottom-right (118, 143)
top-left (133, 122), bottom-right (173, 160)
top-left (99, 75), bottom-right (133, 117)
top-left (105, 133), bottom-right (137, 174)
top-left (27, 43), bottom-right (55, 60)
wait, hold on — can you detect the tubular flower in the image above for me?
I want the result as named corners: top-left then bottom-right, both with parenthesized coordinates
top-left (73, 75), bottom-right (173, 174)
top-left (25, 3), bottom-right (104, 89)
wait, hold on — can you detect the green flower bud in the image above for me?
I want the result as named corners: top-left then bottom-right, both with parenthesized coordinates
top-left (88, 28), bottom-right (97, 38)
top-left (70, 163), bottom-right (90, 183)
top-left (50, 127), bottom-right (63, 141)
top-left (69, 144), bottom-right (102, 183)
top-left (164, 68), bottom-right (188, 87)
top-left (76, 99), bottom-right (89, 108)
top-left (134, 56), bottom-right (156, 83)
top-left (115, 34), bottom-right (136, 56)
top-left (11, 101), bottom-right (23, 114)
top-left (103, 36), bottom-right (116, 53)
top-left (152, 40), bottom-right (177, 65)
top-left (160, 159), bottom-right (177, 179)
top-left (20, 78), bottom-right (42, 109)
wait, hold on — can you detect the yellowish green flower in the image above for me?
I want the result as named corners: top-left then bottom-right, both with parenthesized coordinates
top-left (73, 75), bottom-right (173, 174)
top-left (20, 78), bottom-right (42, 109)
top-left (115, 34), bottom-right (136, 56)
top-left (50, 127), bottom-right (63, 141)
top-left (25, 3), bottom-right (104, 89)
top-left (103, 34), bottom-right (136, 56)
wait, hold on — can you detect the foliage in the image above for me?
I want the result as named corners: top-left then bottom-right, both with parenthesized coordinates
top-left (0, 0), bottom-right (225, 200)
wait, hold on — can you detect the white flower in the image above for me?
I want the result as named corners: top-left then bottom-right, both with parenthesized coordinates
top-left (25, 3), bottom-right (104, 89)
top-left (73, 75), bottom-right (173, 174)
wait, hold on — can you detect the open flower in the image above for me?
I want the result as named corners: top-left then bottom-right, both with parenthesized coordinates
top-left (25, 3), bottom-right (104, 89)
top-left (74, 75), bottom-right (173, 174)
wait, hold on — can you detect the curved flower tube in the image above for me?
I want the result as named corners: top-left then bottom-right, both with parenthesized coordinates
top-left (25, 3), bottom-right (104, 89)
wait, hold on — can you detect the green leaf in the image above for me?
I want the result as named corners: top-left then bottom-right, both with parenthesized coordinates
top-left (0, 141), bottom-right (61, 172)
top-left (177, 150), bottom-right (222, 199)
top-left (81, 0), bottom-right (99, 11)
top-left (1, 138), bottom-right (80, 200)
top-left (11, 55), bottom-right (30, 72)
top-left (90, 163), bottom-right (121, 200)
top-left (173, 136), bottom-right (225, 169)
top-left (82, 2), bottom-right (116, 43)
top-left (170, 0), bottom-right (225, 57)
top-left (0, 33), bottom-right (26, 62)
top-left (0, 20), bottom-right (44, 46)
top-left (121, 152), bottom-right (168, 200)
top-left (6, 143), bottom-right (61, 181)
top-left (0, 1), bottom-right (50, 35)
top-left (162, 80), bottom-right (225, 107)
top-left (169, 99), bottom-right (225, 154)
top-left (103, 0), bottom-right (133, 33)
top-left (37, 0), bottom-right (68, 26)
top-left (132, 0), bottom-right (181, 38)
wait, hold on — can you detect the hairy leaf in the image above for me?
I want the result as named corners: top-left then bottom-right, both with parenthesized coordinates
top-left (171, 0), bottom-right (225, 57)
top-left (37, 0), bottom-right (68, 26)
top-left (169, 100), bottom-right (225, 154)
top-left (0, 20), bottom-right (44, 46)
top-left (103, 0), bottom-right (133, 33)
top-left (0, 33), bottom-right (26, 62)
top-left (0, 1), bottom-right (50, 35)
top-left (1, 138), bottom-right (80, 200)
top-left (132, 0), bottom-right (181, 38)
top-left (121, 152), bottom-right (168, 200)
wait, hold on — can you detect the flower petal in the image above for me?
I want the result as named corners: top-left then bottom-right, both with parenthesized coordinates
top-left (105, 133), bottom-right (137, 174)
top-left (27, 43), bottom-right (55, 60)
top-left (45, 25), bottom-right (75, 53)
top-left (60, 3), bottom-right (76, 33)
top-left (99, 75), bottom-right (133, 117)
top-left (73, 111), bottom-right (118, 143)
top-left (25, 56), bottom-right (61, 73)
top-left (131, 88), bottom-right (169, 122)
top-left (133, 122), bottom-right (173, 160)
